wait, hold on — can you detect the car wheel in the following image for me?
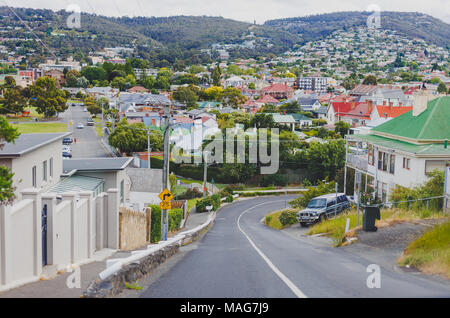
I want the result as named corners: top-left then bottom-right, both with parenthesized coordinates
top-left (319, 213), bottom-right (326, 222)
top-left (300, 222), bottom-right (308, 227)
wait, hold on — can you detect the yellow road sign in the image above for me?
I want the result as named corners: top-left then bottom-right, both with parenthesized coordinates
top-left (160, 201), bottom-right (171, 210)
top-left (159, 189), bottom-right (173, 202)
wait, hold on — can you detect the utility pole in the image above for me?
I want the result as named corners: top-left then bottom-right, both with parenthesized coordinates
top-left (203, 151), bottom-right (208, 198)
top-left (343, 136), bottom-right (348, 194)
top-left (334, 182), bottom-right (338, 224)
top-left (161, 104), bottom-right (171, 241)
top-left (147, 129), bottom-right (151, 169)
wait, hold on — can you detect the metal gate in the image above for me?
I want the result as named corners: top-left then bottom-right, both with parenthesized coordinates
top-left (42, 204), bottom-right (47, 266)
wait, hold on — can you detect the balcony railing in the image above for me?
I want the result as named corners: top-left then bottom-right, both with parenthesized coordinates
top-left (346, 153), bottom-right (368, 171)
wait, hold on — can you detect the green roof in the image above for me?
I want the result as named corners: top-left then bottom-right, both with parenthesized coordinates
top-left (290, 113), bottom-right (313, 122)
top-left (372, 96), bottom-right (450, 142)
top-left (350, 134), bottom-right (450, 156)
top-left (49, 175), bottom-right (105, 195)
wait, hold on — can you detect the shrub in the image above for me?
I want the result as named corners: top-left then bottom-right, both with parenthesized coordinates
top-left (260, 174), bottom-right (288, 187)
top-left (150, 205), bottom-right (184, 242)
top-left (150, 205), bottom-right (162, 243)
top-left (289, 180), bottom-right (336, 209)
top-left (279, 210), bottom-right (298, 226)
top-left (178, 187), bottom-right (202, 200)
top-left (225, 194), bottom-right (233, 203)
top-left (265, 215), bottom-right (272, 224)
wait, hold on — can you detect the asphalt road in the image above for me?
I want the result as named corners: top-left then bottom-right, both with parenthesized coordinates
top-left (141, 196), bottom-right (450, 298)
top-left (62, 106), bottom-right (109, 158)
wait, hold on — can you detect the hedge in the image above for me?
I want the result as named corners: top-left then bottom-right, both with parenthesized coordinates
top-left (149, 205), bottom-right (184, 243)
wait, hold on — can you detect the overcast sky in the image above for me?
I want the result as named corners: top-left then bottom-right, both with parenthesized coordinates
top-left (4, 0), bottom-right (450, 24)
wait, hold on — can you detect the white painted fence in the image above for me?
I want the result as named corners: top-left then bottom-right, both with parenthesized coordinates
top-left (0, 188), bottom-right (120, 292)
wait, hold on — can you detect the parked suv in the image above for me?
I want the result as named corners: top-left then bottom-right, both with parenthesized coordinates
top-left (62, 137), bottom-right (73, 145)
top-left (86, 118), bottom-right (95, 126)
top-left (296, 193), bottom-right (350, 227)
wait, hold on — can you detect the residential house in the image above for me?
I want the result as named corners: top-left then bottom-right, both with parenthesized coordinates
top-left (261, 83), bottom-right (294, 100)
top-left (346, 94), bottom-right (450, 203)
top-left (44, 70), bottom-right (65, 87)
top-left (0, 133), bottom-right (70, 200)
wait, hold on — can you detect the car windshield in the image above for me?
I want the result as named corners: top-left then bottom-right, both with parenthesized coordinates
top-left (307, 199), bottom-right (326, 209)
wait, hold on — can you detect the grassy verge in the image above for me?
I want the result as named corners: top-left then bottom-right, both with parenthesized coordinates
top-left (12, 122), bottom-right (67, 133)
top-left (264, 209), bottom-right (299, 230)
top-left (186, 198), bottom-right (201, 212)
top-left (307, 208), bottom-right (447, 247)
top-left (398, 221), bottom-right (450, 279)
top-left (264, 210), bottom-right (286, 230)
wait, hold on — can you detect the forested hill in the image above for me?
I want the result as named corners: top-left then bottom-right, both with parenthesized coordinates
top-left (265, 11), bottom-right (450, 48)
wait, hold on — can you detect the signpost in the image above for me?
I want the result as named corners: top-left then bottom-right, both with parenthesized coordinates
top-left (356, 171), bottom-right (361, 226)
top-left (159, 188), bottom-right (173, 239)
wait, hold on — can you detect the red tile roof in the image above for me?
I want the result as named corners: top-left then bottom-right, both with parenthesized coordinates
top-left (256, 94), bottom-right (279, 104)
top-left (376, 106), bottom-right (413, 118)
top-left (261, 83), bottom-right (293, 93)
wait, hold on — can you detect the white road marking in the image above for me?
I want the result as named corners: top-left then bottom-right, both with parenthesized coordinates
top-left (237, 201), bottom-right (308, 298)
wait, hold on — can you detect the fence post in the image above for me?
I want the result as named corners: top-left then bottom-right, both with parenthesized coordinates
top-left (95, 193), bottom-right (105, 250)
top-left (107, 188), bottom-right (120, 249)
top-left (61, 192), bottom-right (77, 264)
top-left (21, 189), bottom-right (42, 277)
top-left (0, 205), bottom-right (12, 286)
top-left (79, 191), bottom-right (94, 258)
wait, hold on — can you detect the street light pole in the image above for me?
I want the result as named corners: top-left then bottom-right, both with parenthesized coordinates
top-left (147, 129), bottom-right (151, 170)
top-left (203, 151), bottom-right (208, 198)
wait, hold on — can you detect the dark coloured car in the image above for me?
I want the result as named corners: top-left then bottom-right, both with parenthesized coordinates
top-left (62, 151), bottom-right (72, 158)
top-left (86, 118), bottom-right (95, 126)
top-left (296, 193), bottom-right (351, 227)
top-left (62, 137), bottom-right (73, 145)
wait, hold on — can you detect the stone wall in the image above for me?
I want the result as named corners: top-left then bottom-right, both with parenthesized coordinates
top-left (119, 207), bottom-right (151, 251)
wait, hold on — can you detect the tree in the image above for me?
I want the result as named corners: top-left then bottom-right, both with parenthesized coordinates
top-left (212, 66), bottom-right (221, 87)
top-left (280, 100), bottom-right (301, 114)
top-left (437, 83), bottom-right (447, 94)
top-left (29, 77), bottom-right (68, 117)
top-left (0, 87), bottom-right (27, 115)
top-left (362, 75), bottom-right (377, 85)
top-left (220, 87), bottom-right (246, 108)
top-left (0, 117), bottom-right (20, 204)
top-left (334, 121), bottom-right (350, 138)
top-left (173, 87), bottom-right (198, 108)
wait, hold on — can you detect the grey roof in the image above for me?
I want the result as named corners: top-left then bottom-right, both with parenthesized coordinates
top-left (48, 175), bottom-right (104, 195)
top-left (0, 133), bottom-right (71, 158)
top-left (314, 106), bottom-right (328, 114)
top-left (63, 157), bottom-right (133, 174)
top-left (118, 92), bottom-right (170, 106)
top-left (297, 97), bottom-right (320, 106)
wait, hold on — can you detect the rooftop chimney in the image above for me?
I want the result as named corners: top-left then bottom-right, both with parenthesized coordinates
top-left (412, 89), bottom-right (433, 117)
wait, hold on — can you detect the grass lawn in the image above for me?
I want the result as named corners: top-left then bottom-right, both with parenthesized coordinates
top-left (12, 122), bottom-right (67, 134)
top-left (398, 221), bottom-right (450, 279)
top-left (4, 107), bottom-right (44, 122)
top-left (264, 210), bottom-right (287, 230)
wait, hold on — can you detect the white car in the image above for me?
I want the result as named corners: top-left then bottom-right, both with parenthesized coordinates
top-left (62, 145), bottom-right (72, 153)
top-left (83, 108), bottom-right (88, 112)
top-left (77, 123), bottom-right (84, 129)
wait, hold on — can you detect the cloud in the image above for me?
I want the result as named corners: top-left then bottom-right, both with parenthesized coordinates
top-left (4, 0), bottom-right (450, 23)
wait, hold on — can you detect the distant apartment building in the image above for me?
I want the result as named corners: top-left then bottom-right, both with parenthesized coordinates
top-left (297, 77), bottom-right (329, 93)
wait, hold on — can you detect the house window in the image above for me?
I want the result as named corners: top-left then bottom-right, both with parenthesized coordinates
top-left (32, 166), bottom-right (36, 187)
top-left (49, 157), bottom-right (53, 177)
top-left (377, 151), bottom-right (383, 170)
top-left (389, 154), bottom-right (395, 174)
top-left (403, 157), bottom-right (410, 170)
top-left (382, 152), bottom-right (388, 171)
top-left (42, 160), bottom-right (47, 181)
